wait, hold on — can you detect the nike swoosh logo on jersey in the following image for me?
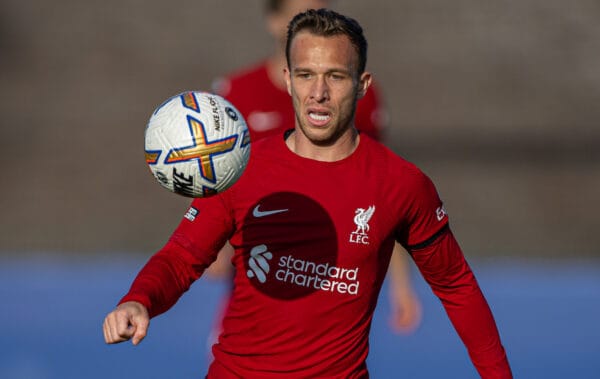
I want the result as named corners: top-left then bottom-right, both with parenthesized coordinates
top-left (252, 205), bottom-right (289, 218)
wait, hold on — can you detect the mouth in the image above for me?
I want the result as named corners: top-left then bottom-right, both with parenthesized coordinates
top-left (307, 110), bottom-right (331, 127)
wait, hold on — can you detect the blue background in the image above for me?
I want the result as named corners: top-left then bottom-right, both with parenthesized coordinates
top-left (1, 256), bottom-right (598, 379)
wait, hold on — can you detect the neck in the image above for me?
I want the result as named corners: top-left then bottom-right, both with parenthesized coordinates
top-left (286, 127), bottom-right (360, 162)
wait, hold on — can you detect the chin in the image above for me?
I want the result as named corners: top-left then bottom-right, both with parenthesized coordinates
top-left (303, 128), bottom-right (341, 146)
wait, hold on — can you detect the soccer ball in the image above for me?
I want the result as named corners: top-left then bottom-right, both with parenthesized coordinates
top-left (144, 91), bottom-right (251, 198)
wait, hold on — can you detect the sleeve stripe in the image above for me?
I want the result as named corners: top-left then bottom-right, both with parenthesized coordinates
top-left (406, 223), bottom-right (450, 250)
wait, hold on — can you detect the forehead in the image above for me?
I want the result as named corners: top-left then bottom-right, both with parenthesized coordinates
top-left (288, 31), bottom-right (358, 71)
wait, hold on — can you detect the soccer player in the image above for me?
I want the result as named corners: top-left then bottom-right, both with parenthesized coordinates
top-left (103, 9), bottom-right (512, 378)
top-left (209, 0), bottom-right (422, 334)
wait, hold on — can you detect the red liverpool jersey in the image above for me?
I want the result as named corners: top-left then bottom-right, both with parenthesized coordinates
top-left (213, 62), bottom-right (385, 141)
top-left (122, 133), bottom-right (510, 378)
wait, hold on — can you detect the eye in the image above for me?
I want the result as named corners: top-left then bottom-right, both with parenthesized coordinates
top-left (296, 72), bottom-right (312, 79)
top-left (330, 73), bottom-right (346, 81)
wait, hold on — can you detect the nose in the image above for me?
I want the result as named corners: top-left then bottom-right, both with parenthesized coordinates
top-left (310, 76), bottom-right (330, 103)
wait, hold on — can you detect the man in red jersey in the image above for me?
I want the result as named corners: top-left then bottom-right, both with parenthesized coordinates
top-left (103, 9), bottom-right (512, 378)
top-left (213, 0), bottom-right (385, 142)
top-left (209, 0), bottom-right (422, 334)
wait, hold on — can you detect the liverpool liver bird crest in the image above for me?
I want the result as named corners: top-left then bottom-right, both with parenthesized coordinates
top-left (353, 206), bottom-right (375, 235)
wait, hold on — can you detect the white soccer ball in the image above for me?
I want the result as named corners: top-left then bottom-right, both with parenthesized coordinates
top-left (144, 91), bottom-right (251, 198)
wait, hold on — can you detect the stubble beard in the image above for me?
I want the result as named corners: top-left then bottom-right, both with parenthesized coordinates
top-left (293, 98), bottom-right (358, 147)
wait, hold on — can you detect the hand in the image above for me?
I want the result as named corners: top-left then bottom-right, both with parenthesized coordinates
top-left (387, 244), bottom-right (423, 334)
top-left (103, 301), bottom-right (149, 345)
top-left (389, 289), bottom-right (422, 334)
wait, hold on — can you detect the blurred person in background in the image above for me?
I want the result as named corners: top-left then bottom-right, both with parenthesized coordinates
top-left (208, 0), bottom-right (422, 336)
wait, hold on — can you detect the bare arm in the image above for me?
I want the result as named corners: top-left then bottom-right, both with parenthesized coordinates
top-left (203, 242), bottom-right (235, 279)
top-left (387, 242), bottom-right (422, 333)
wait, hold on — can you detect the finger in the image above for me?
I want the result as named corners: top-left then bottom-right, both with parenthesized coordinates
top-left (131, 315), bottom-right (149, 345)
top-left (102, 319), bottom-right (107, 342)
top-left (106, 312), bottom-right (132, 344)
top-left (103, 318), bottom-right (111, 343)
top-left (104, 314), bottom-right (122, 344)
top-left (107, 313), bottom-right (124, 343)
top-left (116, 311), bottom-right (135, 340)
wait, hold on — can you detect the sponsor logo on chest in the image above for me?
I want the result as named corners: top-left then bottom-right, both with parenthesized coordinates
top-left (245, 245), bottom-right (360, 296)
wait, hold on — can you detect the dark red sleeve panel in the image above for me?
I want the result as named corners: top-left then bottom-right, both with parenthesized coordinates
top-left (118, 240), bottom-right (207, 318)
top-left (409, 229), bottom-right (513, 379)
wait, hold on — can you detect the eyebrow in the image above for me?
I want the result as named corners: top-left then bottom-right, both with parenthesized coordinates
top-left (292, 67), bottom-right (352, 75)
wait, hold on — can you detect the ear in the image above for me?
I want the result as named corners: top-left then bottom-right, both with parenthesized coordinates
top-left (283, 67), bottom-right (293, 96)
top-left (357, 71), bottom-right (372, 99)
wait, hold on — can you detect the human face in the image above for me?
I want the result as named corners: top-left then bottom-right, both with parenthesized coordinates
top-left (284, 31), bottom-right (371, 146)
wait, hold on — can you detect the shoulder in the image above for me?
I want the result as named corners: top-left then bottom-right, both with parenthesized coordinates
top-left (360, 135), bottom-right (433, 192)
top-left (360, 135), bottom-right (421, 174)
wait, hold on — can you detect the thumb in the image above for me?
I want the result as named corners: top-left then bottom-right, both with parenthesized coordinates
top-left (130, 314), bottom-right (149, 345)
